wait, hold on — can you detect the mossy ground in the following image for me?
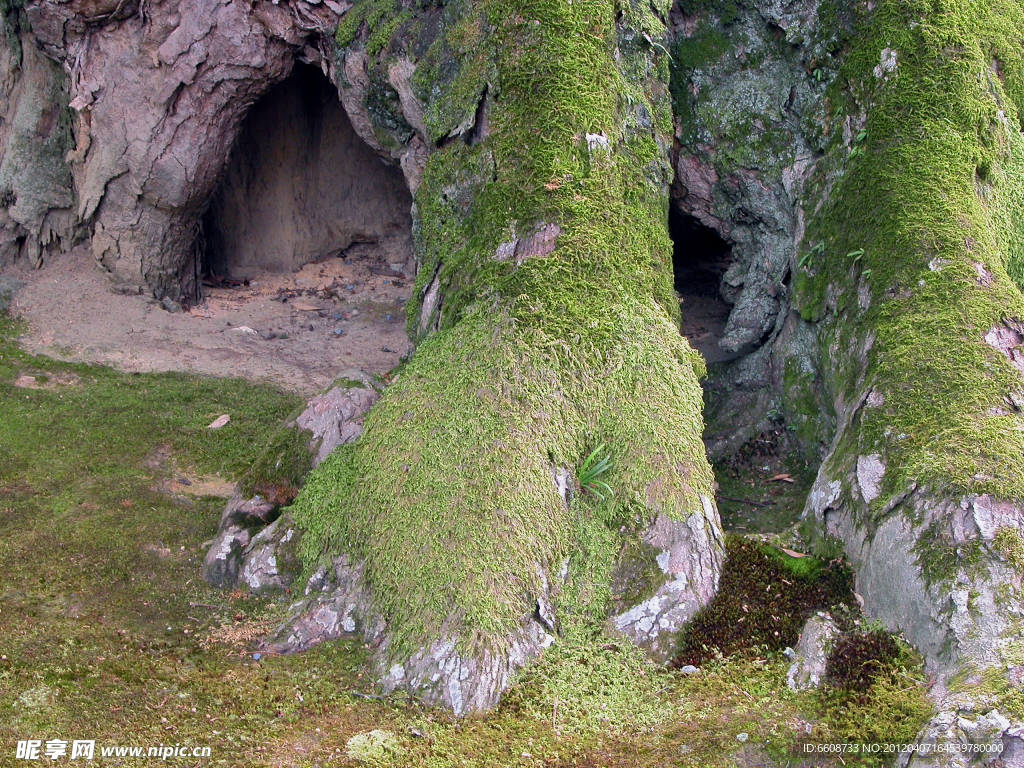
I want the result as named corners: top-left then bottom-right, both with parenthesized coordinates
top-left (671, 536), bottom-right (855, 667)
top-left (0, 314), bottom-right (931, 765)
top-left (713, 422), bottom-right (817, 534)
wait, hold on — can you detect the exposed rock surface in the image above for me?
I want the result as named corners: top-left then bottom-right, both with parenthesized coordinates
top-left (203, 373), bottom-right (380, 589)
top-left (204, 63), bottom-right (413, 280)
top-left (0, 274), bottom-right (24, 314)
top-left (668, 0), bottom-right (833, 458)
top-left (3, 0), bottom-right (420, 305)
top-left (785, 612), bottom-right (838, 690)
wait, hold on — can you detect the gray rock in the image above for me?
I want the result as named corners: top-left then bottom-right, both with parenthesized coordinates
top-left (610, 495), bottom-right (724, 660)
top-left (238, 519), bottom-right (298, 594)
top-left (202, 523), bottom-right (251, 588)
top-left (292, 372), bottom-right (381, 466)
top-left (0, 275), bottom-right (25, 314)
top-left (786, 613), bottom-right (838, 690)
top-left (203, 373), bottom-right (381, 590)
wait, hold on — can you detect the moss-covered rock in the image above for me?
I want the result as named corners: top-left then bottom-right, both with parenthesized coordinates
top-left (779, 0), bottom-right (1024, 760)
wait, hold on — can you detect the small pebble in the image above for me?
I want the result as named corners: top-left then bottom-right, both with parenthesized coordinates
top-left (384, 313), bottom-right (394, 322)
top-left (333, 328), bottom-right (344, 336)
top-left (382, 346), bottom-right (395, 353)
top-left (253, 652), bottom-right (262, 661)
top-left (679, 664), bottom-right (699, 675)
top-left (736, 733), bottom-right (748, 742)
top-left (178, 477), bottom-right (191, 486)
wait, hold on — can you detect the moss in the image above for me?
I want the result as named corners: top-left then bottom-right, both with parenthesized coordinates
top-left (791, 0), bottom-right (1024, 536)
top-left (671, 536), bottom-right (854, 666)
top-left (409, 1), bottom-right (496, 145)
top-left (992, 525), bottom-right (1024, 571)
top-left (335, 0), bottom-right (400, 50)
top-left (912, 518), bottom-right (986, 586)
top-left (362, 68), bottom-right (416, 151)
top-left (236, 417), bottom-right (314, 501)
top-left (949, 662), bottom-right (1024, 719)
top-left (0, 0), bottom-right (24, 66)
top-left (503, 625), bottom-right (674, 736)
top-left (825, 629), bottom-right (899, 690)
top-left (294, 0), bottom-right (716, 663)
top-left (669, 23), bottom-right (730, 143)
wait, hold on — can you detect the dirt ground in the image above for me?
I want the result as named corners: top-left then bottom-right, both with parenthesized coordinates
top-left (3, 243), bottom-right (414, 395)
top-left (678, 291), bottom-right (735, 364)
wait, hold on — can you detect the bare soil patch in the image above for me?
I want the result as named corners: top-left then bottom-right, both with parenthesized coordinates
top-left (3, 244), bottom-right (413, 395)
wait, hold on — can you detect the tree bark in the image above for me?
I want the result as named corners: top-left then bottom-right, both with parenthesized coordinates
top-left (672, 0), bottom-right (1024, 755)
top-left (268, 0), bottom-right (724, 714)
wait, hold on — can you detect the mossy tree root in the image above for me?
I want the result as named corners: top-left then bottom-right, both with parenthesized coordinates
top-left (792, 0), bottom-right (1024, 739)
top-left (269, 0), bottom-right (724, 713)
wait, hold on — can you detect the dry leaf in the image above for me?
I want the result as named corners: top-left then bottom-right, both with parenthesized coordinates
top-left (769, 473), bottom-right (795, 483)
top-left (854, 592), bottom-right (865, 609)
top-left (207, 414), bottom-right (230, 429)
top-left (291, 302), bottom-right (319, 311)
top-left (779, 547), bottom-right (806, 558)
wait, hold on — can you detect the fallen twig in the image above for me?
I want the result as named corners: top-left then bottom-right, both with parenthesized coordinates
top-left (716, 495), bottom-right (775, 508)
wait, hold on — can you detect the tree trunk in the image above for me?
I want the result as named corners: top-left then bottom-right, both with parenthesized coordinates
top-left (266, 0), bottom-right (724, 713)
top-left (672, 0), bottom-right (1024, 755)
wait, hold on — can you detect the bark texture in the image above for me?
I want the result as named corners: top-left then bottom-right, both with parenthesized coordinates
top-left (671, 0), bottom-right (1024, 757)
top-left (1, 0), bottom-right (426, 303)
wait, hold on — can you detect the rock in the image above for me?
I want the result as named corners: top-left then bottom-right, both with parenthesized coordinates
top-left (0, 276), bottom-right (25, 315)
top-left (201, 522), bottom-right (251, 588)
top-left (238, 518), bottom-right (300, 594)
top-left (203, 373), bottom-right (381, 590)
top-left (610, 495), bottom-right (724, 660)
top-left (679, 664), bottom-right (699, 675)
top-left (292, 372), bottom-right (381, 466)
top-left (786, 613), bottom-right (839, 690)
top-left (907, 709), bottom-right (1024, 768)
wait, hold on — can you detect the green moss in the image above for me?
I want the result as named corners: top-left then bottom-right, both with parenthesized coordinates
top-left (335, 0), bottom-right (401, 50)
top-left (793, 0), bottom-right (1024, 523)
top-left (236, 417), bottom-right (313, 501)
top-left (669, 23), bottom-right (730, 143)
top-left (993, 525), bottom-right (1024, 571)
top-left (0, 0), bottom-right (24, 65)
top-left (295, 0), bottom-right (716, 662)
top-left (504, 625), bottom-right (674, 736)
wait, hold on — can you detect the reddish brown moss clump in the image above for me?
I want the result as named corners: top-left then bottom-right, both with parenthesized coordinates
top-left (825, 630), bottom-right (900, 692)
top-left (671, 536), bottom-right (854, 667)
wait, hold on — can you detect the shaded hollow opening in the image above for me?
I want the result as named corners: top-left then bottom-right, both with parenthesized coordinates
top-left (669, 207), bottom-right (735, 363)
top-left (202, 63), bottom-right (414, 281)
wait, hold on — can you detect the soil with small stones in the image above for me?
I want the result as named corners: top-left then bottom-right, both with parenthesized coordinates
top-left (4, 243), bottom-right (413, 395)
